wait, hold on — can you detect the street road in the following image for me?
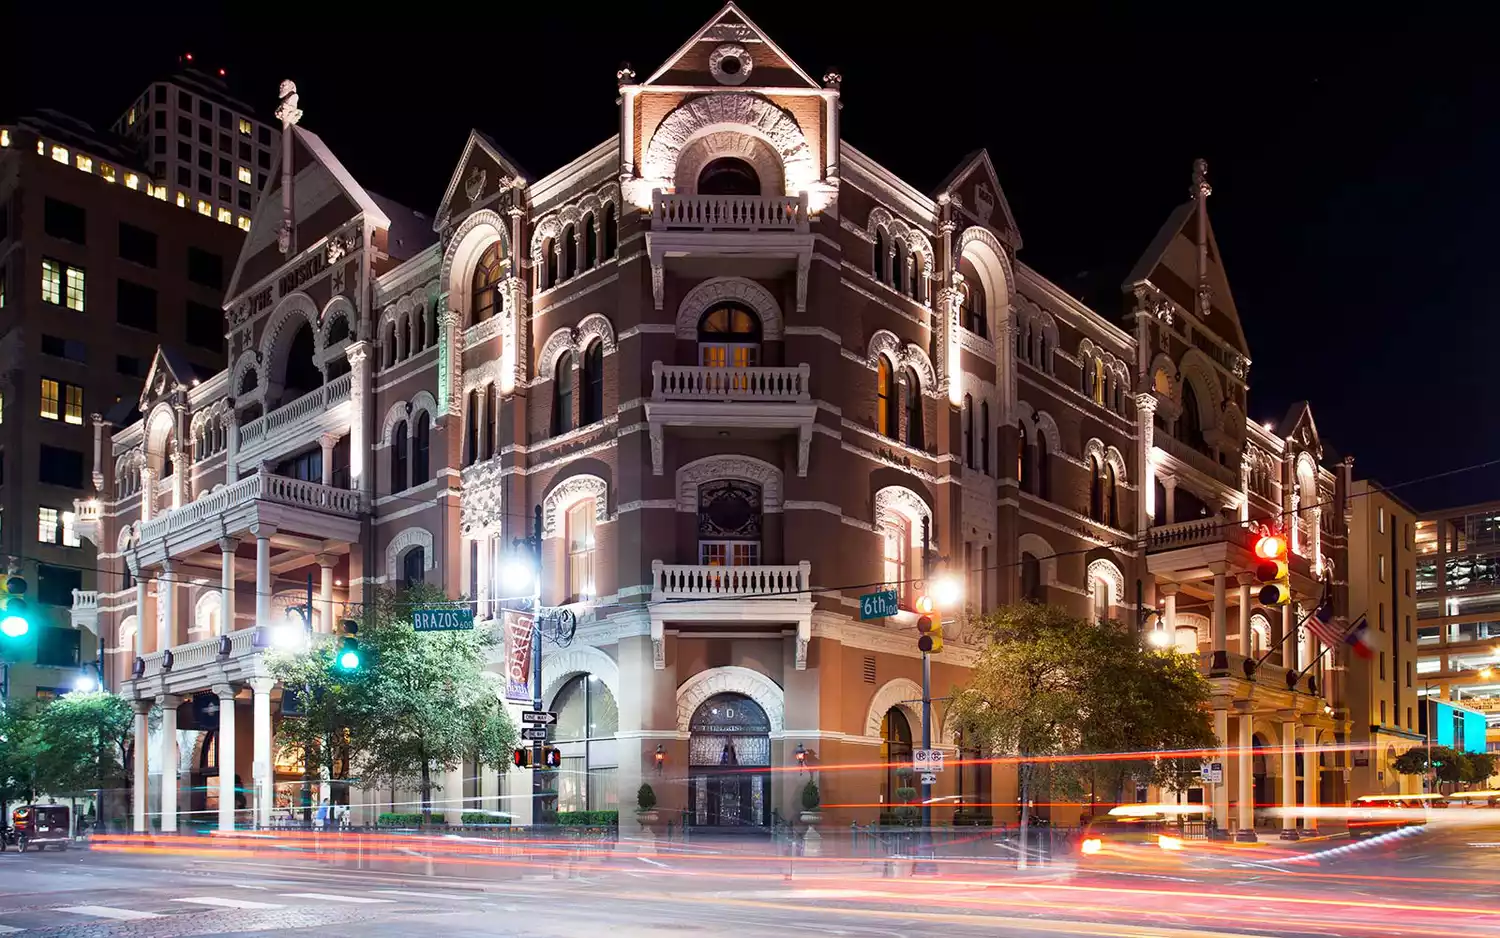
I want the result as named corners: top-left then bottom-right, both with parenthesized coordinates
top-left (1, 829), bottom-right (1497, 937)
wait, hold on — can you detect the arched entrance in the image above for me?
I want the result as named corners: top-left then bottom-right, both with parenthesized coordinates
top-left (688, 693), bottom-right (771, 829)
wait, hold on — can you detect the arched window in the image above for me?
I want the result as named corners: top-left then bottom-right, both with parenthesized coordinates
top-left (401, 547), bottom-right (425, 590)
top-left (381, 320), bottom-right (397, 369)
top-left (697, 303), bottom-right (760, 368)
top-left (482, 384), bottom-right (497, 460)
top-left (1091, 573), bottom-right (1111, 623)
top-left (903, 368), bottom-right (923, 449)
top-left (464, 389), bottom-right (479, 466)
top-left (581, 341), bottom-right (604, 426)
top-left (1181, 381), bottom-right (1205, 452)
top-left (1089, 457), bottom-right (1104, 522)
top-left (1017, 427), bottom-right (1028, 492)
top-left (873, 230), bottom-right (886, 282)
top-left (962, 395), bottom-right (974, 469)
top-left (1021, 552), bottom-right (1043, 601)
top-left (1037, 435), bottom-right (1052, 501)
top-left (552, 352), bottom-right (574, 436)
top-left (883, 516), bottom-right (911, 605)
top-left (697, 157), bottom-right (760, 195)
top-left (542, 237), bottom-right (557, 289)
top-left (425, 302), bottom-right (438, 349)
top-left (391, 420), bottom-right (409, 492)
top-left (876, 355), bottom-right (897, 439)
top-left (471, 243), bottom-right (504, 323)
top-left (566, 498), bottom-right (596, 602)
top-left (583, 215), bottom-right (597, 270)
top-left (1081, 357), bottom-right (1094, 397)
top-left (282, 321), bottom-right (321, 403)
top-left (892, 242), bottom-right (905, 293)
top-left (980, 401), bottom-right (991, 475)
top-left (562, 224), bottom-right (577, 280)
top-left (551, 674), bottom-right (619, 812)
top-left (603, 204), bottom-right (617, 258)
top-left (1106, 463), bottom-right (1118, 528)
top-left (697, 480), bottom-right (762, 566)
top-left (911, 256), bottom-right (925, 302)
top-left (880, 707), bottom-right (913, 807)
top-left (410, 307), bottom-right (424, 354)
top-left (959, 258), bottom-right (987, 337)
top-left (412, 412), bottom-right (430, 485)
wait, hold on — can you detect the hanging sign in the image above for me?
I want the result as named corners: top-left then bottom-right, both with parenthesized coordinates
top-left (504, 612), bottom-right (535, 703)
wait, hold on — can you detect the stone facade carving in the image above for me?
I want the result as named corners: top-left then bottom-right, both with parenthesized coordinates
top-left (709, 43), bottom-right (753, 85)
top-left (676, 277), bottom-right (783, 341)
top-left (676, 455), bottom-right (783, 512)
top-left (384, 527), bottom-right (435, 583)
top-left (676, 666), bottom-right (785, 734)
top-left (873, 485), bottom-right (932, 532)
top-left (541, 474), bottom-right (610, 539)
top-left (641, 93), bottom-right (817, 194)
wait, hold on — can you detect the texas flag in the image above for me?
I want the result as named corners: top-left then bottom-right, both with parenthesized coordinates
top-left (1342, 615), bottom-right (1375, 659)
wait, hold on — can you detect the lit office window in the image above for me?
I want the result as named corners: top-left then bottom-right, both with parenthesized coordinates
top-left (75, 154), bottom-right (92, 173)
top-left (50, 145), bottom-right (68, 164)
top-left (38, 507), bottom-right (59, 544)
top-left (100, 163), bottom-right (116, 183)
top-left (36, 139), bottom-right (44, 155)
top-left (196, 200), bottom-right (211, 216)
top-left (125, 173), bottom-right (140, 190)
top-left (217, 207), bottom-right (231, 224)
top-left (0, 129), bottom-right (9, 147)
top-left (176, 192), bottom-right (187, 208)
top-left (41, 260), bottom-right (61, 304)
top-left (237, 166), bottom-right (251, 184)
top-left (151, 185), bottom-right (167, 200)
top-left (40, 379), bottom-right (60, 420)
top-left (61, 511), bottom-right (80, 547)
top-left (236, 215), bottom-right (251, 231)
top-left (238, 118), bottom-right (252, 135)
top-left (127, 108), bottom-right (137, 126)
top-left (64, 383), bottom-right (83, 424)
top-left (65, 266), bottom-right (85, 311)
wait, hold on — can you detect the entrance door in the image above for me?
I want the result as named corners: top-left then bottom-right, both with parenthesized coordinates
top-left (688, 693), bottom-right (771, 829)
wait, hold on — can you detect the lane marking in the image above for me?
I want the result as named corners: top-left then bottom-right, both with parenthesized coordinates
top-left (0, 926), bottom-right (24, 934)
top-left (54, 906), bottom-right (161, 920)
top-left (173, 897), bottom-right (286, 910)
top-left (637, 857), bottom-right (670, 869)
top-left (371, 889), bottom-right (482, 901)
top-left (280, 892), bottom-right (394, 904)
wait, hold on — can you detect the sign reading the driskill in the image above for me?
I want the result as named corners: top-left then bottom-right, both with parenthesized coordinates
top-left (504, 612), bottom-right (535, 703)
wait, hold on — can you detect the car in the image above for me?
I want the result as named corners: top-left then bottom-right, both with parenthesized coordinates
top-left (1077, 805), bottom-right (1207, 859)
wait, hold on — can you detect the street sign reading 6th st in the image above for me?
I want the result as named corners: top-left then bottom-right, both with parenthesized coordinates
top-left (859, 589), bottom-right (899, 621)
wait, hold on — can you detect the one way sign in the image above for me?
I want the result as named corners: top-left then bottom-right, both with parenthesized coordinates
top-left (521, 710), bottom-right (557, 725)
top-left (520, 727), bottom-right (549, 741)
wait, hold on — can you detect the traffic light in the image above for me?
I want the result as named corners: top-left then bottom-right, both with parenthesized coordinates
top-left (512, 748), bottom-right (531, 768)
top-left (916, 612), bottom-right (944, 655)
top-left (1254, 534), bottom-right (1291, 606)
top-left (334, 619), bottom-right (361, 672)
top-left (543, 746), bottom-right (562, 768)
top-left (0, 572), bottom-right (29, 639)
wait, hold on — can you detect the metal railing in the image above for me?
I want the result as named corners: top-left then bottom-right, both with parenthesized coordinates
top-left (651, 560), bottom-right (811, 600)
top-left (651, 190), bottom-right (809, 232)
top-left (651, 362), bottom-right (809, 401)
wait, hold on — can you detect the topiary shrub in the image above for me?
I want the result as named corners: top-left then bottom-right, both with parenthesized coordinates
top-left (800, 780), bottom-right (821, 812)
top-left (637, 783), bottom-right (657, 811)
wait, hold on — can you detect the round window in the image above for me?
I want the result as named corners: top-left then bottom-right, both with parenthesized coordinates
top-left (709, 44), bottom-right (753, 86)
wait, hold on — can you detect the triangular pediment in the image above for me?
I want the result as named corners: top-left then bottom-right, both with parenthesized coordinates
top-left (934, 149), bottom-right (1021, 250)
top-left (435, 130), bottom-right (528, 229)
top-left (1277, 401), bottom-right (1324, 459)
top-left (225, 126), bottom-right (389, 304)
top-left (1124, 192), bottom-right (1248, 358)
top-left (137, 346), bottom-right (201, 411)
top-left (643, 2), bottom-right (821, 89)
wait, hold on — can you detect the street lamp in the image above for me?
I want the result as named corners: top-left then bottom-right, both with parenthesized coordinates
top-left (931, 573), bottom-right (963, 610)
top-left (71, 667), bottom-right (98, 694)
top-left (1148, 628), bottom-right (1173, 649)
top-left (503, 553), bottom-right (537, 594)
top-left (271, 607), bottom-right (309, 651)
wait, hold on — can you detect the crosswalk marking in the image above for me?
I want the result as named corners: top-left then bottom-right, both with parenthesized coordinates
top-left (55, 906), bottom-right (161, 920)
top-left (174, 897), bottom-right (286, 910)
top-left (371, 889), bottom-right (481, 901)
top-left (0, 925), bottom-right (24, 934)
top-left (280, 893), bottom-right (394, 904)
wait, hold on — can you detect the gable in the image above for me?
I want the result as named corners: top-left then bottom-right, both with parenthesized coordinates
top-left (137, 347), bottom-right (200, 411)
top-left (1125, 199), bottom-right (1248, 358)
top-left (435, 130), bottom-right (527, 228)
top-left (644, 3), bottom-right (820, 89)
top-left (935, 149), bottom-right (1021, 249)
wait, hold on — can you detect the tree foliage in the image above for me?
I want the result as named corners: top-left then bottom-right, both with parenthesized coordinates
top-left (1391, 745), bottom-right (1498, 786)
top-left (268, 585), bottom-right (518, 820)
top-left (1, 692), bottom-right (136, 820)
top-left (0, 699), bottom-right (42, 808)
top-left (949, 603), bottom-right (1219, 804)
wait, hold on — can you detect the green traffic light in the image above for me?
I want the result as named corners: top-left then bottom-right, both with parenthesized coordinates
top-left (0, 614), bottom-right (28, 638)
top-left (336, 640), bottom-right (361, 671)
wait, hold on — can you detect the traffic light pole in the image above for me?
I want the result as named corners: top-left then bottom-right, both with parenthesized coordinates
top-left (521, 505), bottom-right (546, 828)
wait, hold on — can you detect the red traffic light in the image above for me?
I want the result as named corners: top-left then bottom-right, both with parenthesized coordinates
top-left (1254, 534), bottom-right (1287, 561)
top-left (512, 748), bottom-right (530, 768)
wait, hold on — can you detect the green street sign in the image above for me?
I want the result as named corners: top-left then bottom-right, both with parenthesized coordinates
top-left (859, 589), bottom-right (899, 621)
top-left (413, 607), bottom-right (475, 632)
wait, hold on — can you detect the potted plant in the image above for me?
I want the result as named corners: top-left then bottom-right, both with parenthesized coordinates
top-left (893, 766), bottom-right (919, 825)
top-left (799, 779), bottom-right (822, 824)
top-left (635, 783), bottom-right (659, 827)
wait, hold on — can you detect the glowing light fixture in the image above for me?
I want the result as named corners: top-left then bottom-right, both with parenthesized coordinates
top-left (932, 574), bottom-right (963, 610)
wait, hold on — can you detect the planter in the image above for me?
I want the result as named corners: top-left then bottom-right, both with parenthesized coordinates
top-left (799, 810), bottom-right (822, 825)
top-left (636, 809), bottom-right (660, 827)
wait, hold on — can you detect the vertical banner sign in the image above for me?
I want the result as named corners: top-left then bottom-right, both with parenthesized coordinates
top-left (504, 611), bottom-right (535, 703)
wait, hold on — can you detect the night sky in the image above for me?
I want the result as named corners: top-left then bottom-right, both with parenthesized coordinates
top-left (5, 7), bottom-right (1494, 510)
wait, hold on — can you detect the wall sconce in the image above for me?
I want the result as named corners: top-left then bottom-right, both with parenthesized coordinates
top-left (132, 656), bottom-right (146, 679)
top-left (795, 743), bottom-right (807, 772)
top-left (160, 649), bottom-right (174, 673)
top-left (654, 744), bottom-right (665, 774)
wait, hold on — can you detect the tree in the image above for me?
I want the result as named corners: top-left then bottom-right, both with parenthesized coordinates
top-left (949, 603), bottom-right (1218, 820)
top-left (268, 585), bottom-right (518, 824)
top-left (1392, 746), bottom-right (1498, 788)
top-left (0, 699), bottom-right (42, 815)
top-left (31, 692), bottom-right (134, 829)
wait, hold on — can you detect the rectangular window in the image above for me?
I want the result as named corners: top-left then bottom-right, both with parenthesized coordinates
top-left (237, 166), bottom-right (252, 184)
top-left (100, 163), bottom-right (116, 182)
top-left (237, 215), bottom-right (251, 231)
top-left (38, 564), bottom-right (83, 608)
top-left (239, 118), bottom-right (252, 135)
top-left (38, 506), bottom-right (59, 543)
top-left (185, 300), bottom-right (224, 352)
top-left (35, 625), bottom-right (80, 667)
top-left (43, 197), bottom-right (86, 244)
top-left (1407, 660), bottom-right (1412, 688)
top-left (40, 378), bottom-right (60, 420)
top-left (187, 247), bottom-right (223, 289)
top-left (38, 444), bottom-right (85, 489)
top-left (1379, 651), bottom-right (1386, 680)
top-left (1406, 615), bottom-right (1412, 643)
top-left (63, 383), bottom-right (83, 425)
top-left (116, 354), bottom-right (144, 377)
top-left (239, 141), bottom-right (251, 161)
top-left (197, 124), bottom-right (212, 145)
top-left (198, 175), bottom-right (212, 195)
top-left (154, 109), bottom-right (166, 129)
top-left (1379, 603), bottom-right (1385, 631)
top-left (119, 222), bottom-right (158, 267)
top-left (50, 145), bottom-right (68, 164)
top-left (177, 139), bottom-right (192, 160)
top-left (257, 149), bottom-right (271, 169)
top-left (199, 100), bottom-right (213, 121)
top-left (698, 541), bottom-right (760, 566)
top-left (177, 166), bottom-right (192, 186)
top-left (258, 126), bottom-right (271, 145)
top-left (117, 280), bottom-right (158, 331)
top-left (238, 190), bottom-right (252, 209)
top-left (197, 148), bottom-right (213, 170)
top-left (1378, 506), bottom-right (1386, 534)
top-left (1381, 700), bottom-right (1387, 724)
top-left (40, 334), bottom-right (86, 363)
top-left (41, 259), bottom-right (61, 304)
top-left (566, 500), bottom-right (596, 602)
top-left (179, 89), bottom-right (191, 109)
top-left (1404, 567), bottom-right (1411, 597)
top-left (1379, 554), bottom-right (1386, 582)
top-left (65, 265), bottom-right (85, 311)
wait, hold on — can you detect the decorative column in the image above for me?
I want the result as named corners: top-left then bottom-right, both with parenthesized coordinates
top-left (132, 698), bottom-right (151, 832)
top-left (1210, 563), bottom-right (1228, 671)
top-left (170, 449), bottom-right (187, 510)
top-left (317, 554), bottom-right (336, 633)
top-left (1285, 603), bottom-right (1301, 673)
top-left (821, 73), bottom-right (841, 182)
top-left (937, 278), bottom-right (963, 406)
top-left (225, 403), bottom-right (240, 484)
top-left (1163, 476), bottom-right (1178, 524)
top-left (319, 433), bottom-right (337, 487)
top-left (345, 342), bottom-right (370, 492)
top-left (213, 683), bottom-right (237, 832)
top-left (1160, 583), bottom-right (1179, 648)
top-left (1235, 705), bottom-right (1257, 841)
top-left (250, 677), bottom-right (276, 829)
top-left (139, 466), bottom-right (156, 521)
top-left (617, 67), bottom-right (636, 179)
top-left (1212, 704), bottom-right (1230, 834)
top-left (252, 523), bottom-right (276, 630)
top-left (134, 566), bottom-right (149, 655)
top-left (158, 560), bottom-right (176, 650)
top-left (1303, 722), bottom-right (1320, 831)
top-left (219, 538), bottom-right (238, 636)
top-left (1280, 714), bottom-right (1300, 838)
top-left (158, 694), bottom-right (181, 832)
top-left (1138, 396), bottom-right (1158, 532)
top-left (1237, 572), bottom-right (1255, 655)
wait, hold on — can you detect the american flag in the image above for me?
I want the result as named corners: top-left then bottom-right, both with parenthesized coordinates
top-left (1305, 593), bottom-right (1347, 648)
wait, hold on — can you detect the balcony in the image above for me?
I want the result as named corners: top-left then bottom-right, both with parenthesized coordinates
top-left (70, 589), bottom-right (99, 635)
top-left (645, 190), bottom-right (814, 314)
top-left (652, 192), bottom-right (809, 233)
top-left (236, 372), bottom-right (352, 468)
top-left (648, 560), bottom-right (815, 670)
top-left (652, 560), bottom-right (811, 601)
top-left (645, 362), bottom-right (817, 478)
top-left (129, 626), bottom-right (281, 697)
top-left (1147, 517), bottom-right (1317, 595)
top-left (130, 466), bottom-right (363, 570)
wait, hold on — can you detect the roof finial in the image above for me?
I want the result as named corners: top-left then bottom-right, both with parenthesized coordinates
top-left (275, 80), bottom-right (302, 126)
top-left (1191, 158), bottom-right (1212, 317)
top-left (276, 80), bottom-right (301, 255)
top-left (1191, 157), bottom-right (1211, 201)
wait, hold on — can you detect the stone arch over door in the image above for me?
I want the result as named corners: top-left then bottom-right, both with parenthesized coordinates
top-left (864, 677), bottom-right (953, 746)
top-left (385, 526), bottom-right (435, 582)
top-left (675, 277), bottom-right (784, 341)
top-left (677, 454), bottom-right (783, 512)
top-left (641, 93), bottom-right (817, 195)
top-left (259, 291), bottom-right (323, 391)
top-left (541, 645), bottom-right (621, 710)
top-left (676, 666), bottom-right (784, 734)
